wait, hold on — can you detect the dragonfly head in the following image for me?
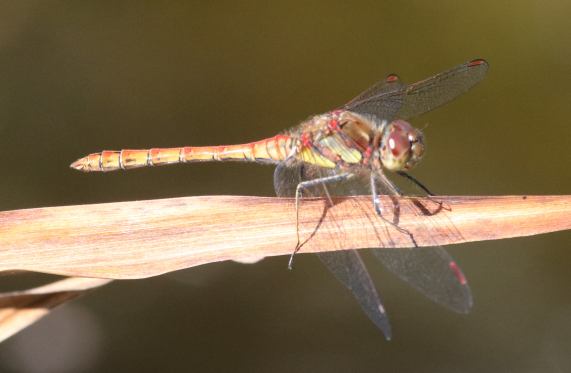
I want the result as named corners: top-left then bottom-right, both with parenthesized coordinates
top-left (379, 120), bottom-right (425, 171)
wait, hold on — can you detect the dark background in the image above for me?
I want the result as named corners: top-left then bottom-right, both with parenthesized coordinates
top-left (0, 1), bottom-right (570, 372)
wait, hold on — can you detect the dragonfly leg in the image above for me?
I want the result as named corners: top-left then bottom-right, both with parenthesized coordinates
top-left (396, 171), bottom-right (435, 196)
top-left (371, 172), bottom-right (418, 247)
top-left (289, 172), bottom-right (354, 270)
top-left (396, 171), bottom-right (449, 212)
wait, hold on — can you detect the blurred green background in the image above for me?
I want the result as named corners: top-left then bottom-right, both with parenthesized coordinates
top-left (0, 1), bottom-right (570, 372)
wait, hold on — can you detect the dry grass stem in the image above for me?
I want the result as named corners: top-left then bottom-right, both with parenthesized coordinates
top-left (0, 277), bottom-right (112, 342)
top-left (0, 194), bottom-right (569, 342)
top-left (0, 195), bottom-right (568, 279)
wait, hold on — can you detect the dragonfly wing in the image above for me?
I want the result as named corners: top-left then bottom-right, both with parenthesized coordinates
top-left (344, 59), bottom-right (488, 121)
top-left (274, 163), bottom-right (391, 339)
top-left (397, 59), bottom-right (489, 120)
top-left (371, 172), bottom-right (473, 313)
top-left (343, 73), bottom-right (406, 121)
top-left (317, 250), bottom-right (391, 339)
top-left (371, 246), bottom-right (472, 313)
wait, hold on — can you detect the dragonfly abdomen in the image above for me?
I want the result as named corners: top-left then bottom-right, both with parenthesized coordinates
top-left (70, 135), bottom-right (294, 172)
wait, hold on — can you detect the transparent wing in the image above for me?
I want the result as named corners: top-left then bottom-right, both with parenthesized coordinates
top-left (318, 249), bottom-right (392, 339)
top-left (342, 73), bottom-right (405, 121)
top-left (344, 59), bottom-right (488, 121)
top-left (274, 162), bottom-right (392, 339)
top-left (371, 171), bottom-right (473, 313)
top-left (397, 59), bottom-right (488, 119)
top-left (274, 162), bottom-right (368, 197)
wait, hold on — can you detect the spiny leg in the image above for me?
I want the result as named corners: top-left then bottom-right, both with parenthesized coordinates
top-left (371, 171), bottom-right (418, 247)
top-left (396, 171), bottom-right (449, 211)
top-left (290, 172), bottom-right (354, 270)
top-left (396, 171), bottom-right (435, 196)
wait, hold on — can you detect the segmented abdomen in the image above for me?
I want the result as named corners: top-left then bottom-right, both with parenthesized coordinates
top-left (70, 135), bottom-right (294, 172)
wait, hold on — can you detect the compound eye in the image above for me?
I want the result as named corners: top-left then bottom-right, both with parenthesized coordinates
top-left (387, 131), bottom-right (410, 159)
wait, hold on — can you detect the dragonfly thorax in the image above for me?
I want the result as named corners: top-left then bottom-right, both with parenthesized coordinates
top-left (379, 119), bottom-right (425, 171)
top-left (292, 111), bottom-right (425, 172)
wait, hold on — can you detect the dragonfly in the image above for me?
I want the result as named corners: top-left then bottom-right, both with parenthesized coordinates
top-left (71, 58), bottom-right (489, 339)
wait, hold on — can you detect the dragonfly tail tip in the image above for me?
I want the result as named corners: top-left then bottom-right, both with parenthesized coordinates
top-left (69, 157), bottom-right (89, 172)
